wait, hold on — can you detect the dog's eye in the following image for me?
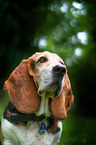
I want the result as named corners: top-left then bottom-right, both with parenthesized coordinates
top-left (37, 57), bottom-right (47, 63)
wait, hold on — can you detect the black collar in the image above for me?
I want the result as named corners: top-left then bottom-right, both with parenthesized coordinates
top-left (3, 101), bottom-right (45, 123)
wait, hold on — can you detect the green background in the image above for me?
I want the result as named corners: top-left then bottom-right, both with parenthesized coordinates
top-left (0, 0), bottom-right (96, 144)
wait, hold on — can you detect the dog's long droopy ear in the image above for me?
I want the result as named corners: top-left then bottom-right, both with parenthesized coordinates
top-left (3, 59), bottom-right (40, 114)
top-left (51, 72), bottom-right (74, 120)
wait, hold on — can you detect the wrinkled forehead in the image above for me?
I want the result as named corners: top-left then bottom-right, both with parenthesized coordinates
top-left (32, 51), bottom-right (64, 63)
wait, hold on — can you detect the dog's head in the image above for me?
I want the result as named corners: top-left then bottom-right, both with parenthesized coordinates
top-left (28, 51), bottom-right (66, 97)
top-left (4, 51), bottom-right (74, 120)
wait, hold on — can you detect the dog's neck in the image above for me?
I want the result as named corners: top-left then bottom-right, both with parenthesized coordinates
top-left (35, 92), bottom-right (55, 117)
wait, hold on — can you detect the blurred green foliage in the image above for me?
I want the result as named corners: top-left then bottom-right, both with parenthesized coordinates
top-left (0, 0), bottom-right (96, 144)
top-left (0, 0), bottom-right (96, 116)
top-left (59, 114), bottom-right (96, 145)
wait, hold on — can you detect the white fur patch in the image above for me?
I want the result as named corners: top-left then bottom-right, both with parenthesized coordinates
top-left (1, 117), bottom-right (62, 145)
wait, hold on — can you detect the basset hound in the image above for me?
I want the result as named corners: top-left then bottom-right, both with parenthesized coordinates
top-left (1, 51), bottom-right (74, 145)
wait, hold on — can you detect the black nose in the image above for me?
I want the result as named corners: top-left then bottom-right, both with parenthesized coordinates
top-left (53, 65), bottom-right (66, 76)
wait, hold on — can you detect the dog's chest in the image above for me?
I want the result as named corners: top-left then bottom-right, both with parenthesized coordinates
top-left (2, 118), bottom-right (62, 145)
